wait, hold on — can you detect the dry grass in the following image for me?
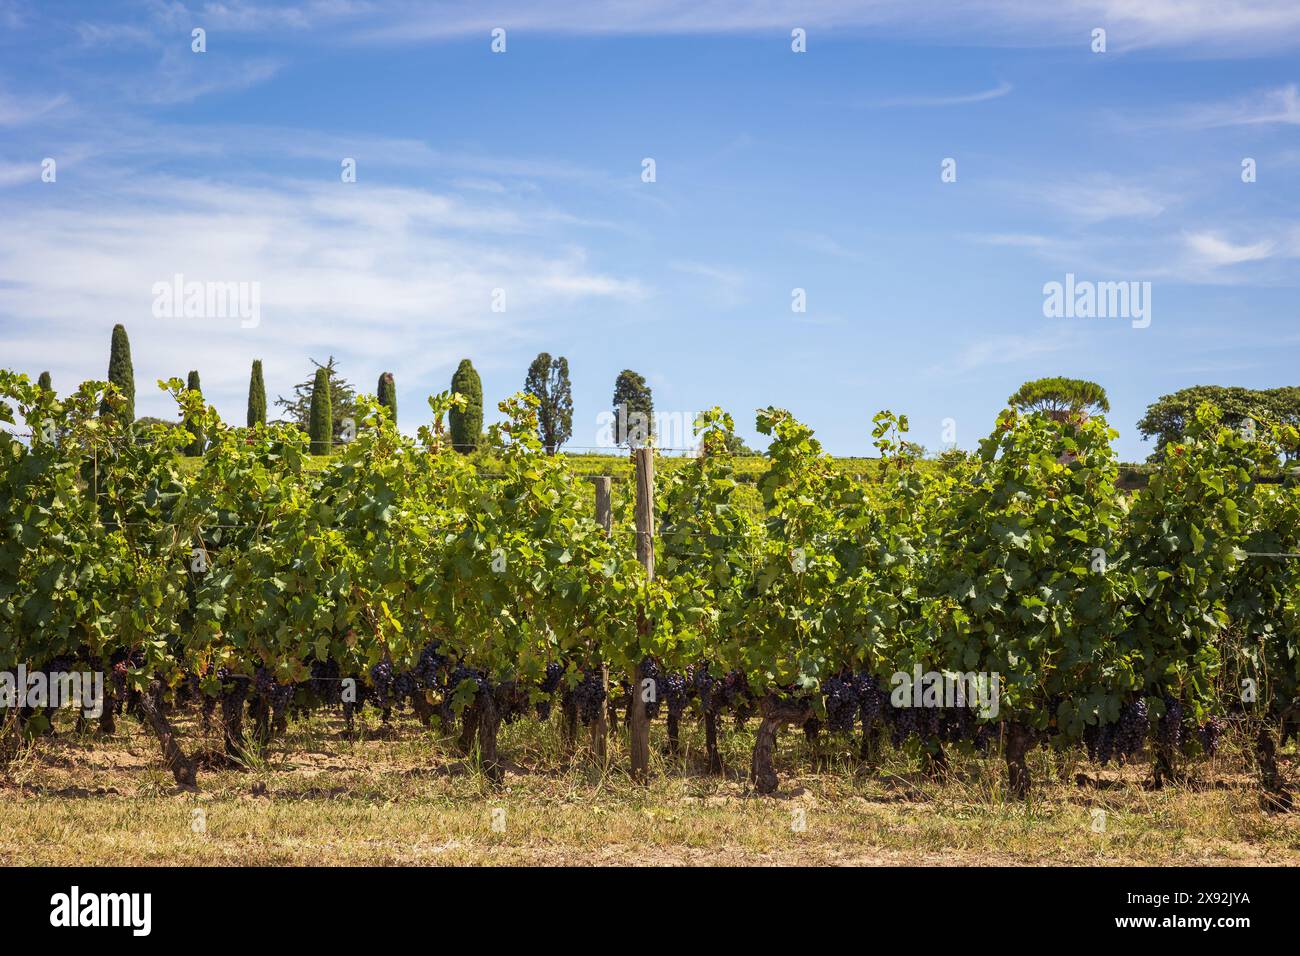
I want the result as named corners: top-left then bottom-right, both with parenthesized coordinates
top-left (1, 707), bottom-right (1297, 866)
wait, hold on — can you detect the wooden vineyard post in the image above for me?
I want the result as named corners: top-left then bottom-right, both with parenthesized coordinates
top-left (630, 449), bottom-right (654, 782)
top-left (592, 476), bottom-right (612, 765)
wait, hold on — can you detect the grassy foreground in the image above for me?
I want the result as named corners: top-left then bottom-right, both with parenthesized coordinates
top-left (1, 709), bottom-right (1296, 866)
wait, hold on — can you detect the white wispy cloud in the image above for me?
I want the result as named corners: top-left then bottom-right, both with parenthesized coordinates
top-left (968, 233), bottom-right (1057, 249)
top-left (133, 50), bottom-right (284, 105)
top-left (1157, 84), bottom-right (1300, 129)
top-left (1182, 231), bottom-right (1278, 265)
top-left (0, 89), bottom-right (70, 126)
top-left (869, 81), bottom-right (1012, 109)
top-left (343, 0), bottom-right (1300, 53)
top-left (791, 232), bottom-right (866, 261)
top-left (0, 174), bottom-right (645, 426)
top-left (668, 261), bottom-right (748, 308)
top-left (150, 0), bottom-right (377, 33)
top-left (1041, 180), bottom-right (1169, 224)
top-left (1001, 175), bottom-right (1172, 226)
top-left (942, 331), bottom-right (1075, 374)
top-left (969, 221), bottom-right (1300, 285)
top-left (67, 0), bottom-right (1300, 54)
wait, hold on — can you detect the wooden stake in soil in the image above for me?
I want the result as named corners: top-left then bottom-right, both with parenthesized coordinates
top-left (629, 449), bottom-right (654, 782)
top-left (591, 476), bottom-right (612, 764)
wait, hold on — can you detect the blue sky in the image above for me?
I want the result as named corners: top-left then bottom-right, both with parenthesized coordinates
top-left (1, 1), bottom-right (1298, 460)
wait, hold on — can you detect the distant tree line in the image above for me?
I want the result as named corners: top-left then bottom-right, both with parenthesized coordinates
top-left (51, 328), bottom-right (1300, 463)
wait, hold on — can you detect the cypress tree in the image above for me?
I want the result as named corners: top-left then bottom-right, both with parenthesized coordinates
top-left (274, 357), bottom-right (356, 441)
top-left (612, 369), bottom-right (654, 447)
top-left (184, 370), bottom-right (204, 456)
top-left (101, 323), bottom-right (135, 424)
top-left (37, 371), bottom-right (52, 393)
top-left (524, 353), bottom-right (574, 454)
top-left (309, 367), bottom-right (332, 455)
top-left (247, 359), bottom-right (266, 427)
top-left (449, 359), bottom-right (482, 453)
top-left (377, 372), bottom-right (397, 425)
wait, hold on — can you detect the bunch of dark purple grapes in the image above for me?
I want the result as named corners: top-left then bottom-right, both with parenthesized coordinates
top-left (392, 672), bottom-right (417, 703)
top-left (415, 641), bottom-right (446, 690)
top-left (254, 666), bottom-right (276, 701)
top-left (1114, 697), bottom-right (1149, 758)
top-left (309, 659), bottom-right (341, 704)
top-left (823, 672), bottom-right (860, 734)
top-left (448, 664), bottom-right (488, 695)
top-left (368, 661), bottom-right (395, 708)
top-left (1157, 695), bottom-right (1185, 752)
top-left (855, 672), bottom-right (886, 728)
top-left (1196, 716), bottom-right (1225, 756)
top-left (937, 704), bottom-right (974, 744)
top-left (216, 668), bottom-right (250, 709)
top-left (919, 705), bottom-right (943, 741)
top-left (535, 662), bottom-right (566, 719)
top-left (496, 682), bottom-right (531, 724)
top-left (571, 669), bottom-right (607, 724)
top-left (640, 658), bottom-right (663, 719)
top-left (888, 704), bottom-right (921, 746)
top-left (690, 663), bottom-right (717, 712)
top-left (1083, 721), bottom-right (1117, 765)
top-left (662, 671), bottom-right (688, 719)
top-left (270, 681), bottom-right (294, 716)
top-left (719, 670), bottom-right (754, 724)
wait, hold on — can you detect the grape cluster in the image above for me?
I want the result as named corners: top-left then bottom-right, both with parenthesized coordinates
top-left (1083, 722), bottom-right (1117, 765)
top-left (717, 670), bottom-right (754, 725)
top-left (640, 658), bottom-right (663, 719)
top-left (1114, 697), bottom-right (1149, 758)
top-left (309, 659), bottom-right (341, 704)
top-left (924, 706), bottom-right (946, 741)
top-left (937, 704), bottom-right (973, 744)
top-left (1197, 716), bottom-right (1225, 756)
top-left (1157, 695), bottom-right (1185, 752)
top-left (270, 681), bottom-right (294, 715)
top-left (888, 705), bottom-right (921, 746)
top-left (535, 662), bottom-right (566, 719)
top-left (690, 663), bottom-right (716, 712)
top-left (569, 669), bottom-right (606, 724)
top-left (251, 665), bottom-right (295, 723)
top-left (216, 668), bottom-right (250, 708)
top-left (540, 662), bottom-right (565, 694)
top-left (415, 642), bottom-right (446, 690)
top-left (448, 664), bottom-right (488, 694)
top-left (392, 672), bottom-right (416, 703)
top-left (662, 671), bottom-right (688, 719)
top-left (823, 672), bottom-right (859, 733)
top-left (368, 661), bottom-right (395, 707)
top-left (856, 672), bottom-right (886, 727)
top-left (254, 666), bottom-right (276, 700)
